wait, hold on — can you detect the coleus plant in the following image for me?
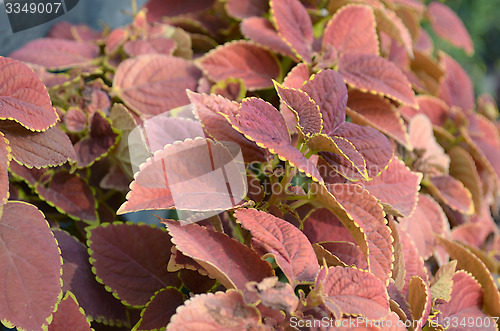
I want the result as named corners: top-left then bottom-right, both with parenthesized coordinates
top-left (0, 0), bottom-right (499, 330)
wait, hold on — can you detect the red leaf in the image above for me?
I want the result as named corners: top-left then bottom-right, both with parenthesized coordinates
top-left (347, 90), bottom-right (410, 148)
top-left (36, 171), bottom-right (97, 222)
top-left (9, 38), bottom-right (99, 70)
top-left (198, 41), bottom-right (281, 90)
top-left (167, 290), bottom-right (262, 330)
top-left (87, 223), bottom-right (181, 307)
top-left (0, 202), bottom-right (62, 331)
top-left (113, 54), bottom-right (201, 116)
top-left (235, 209), bottom-right (319, 285)
top-left (164, 220), bottom-right (274, 298)
top-left (123, 38), bottom-right (177, 57)
top-left (226, 0), bottom-right (269, 19)
top-left (52, 230), bottom-right (128, 325)
top-left (281, 63), bottom-right (311, 134)
top-left (432, 271), bottom-right (496, 331)
top-left (363, 156), bottom-right (422, 217)
top-left (1, 124), bottom-right (76, 168)
top-left (227, 97), bottom-right (323, 182)
top-left (0, 133), bottom-right (10, 205)
top-left (48, 292), bottom-right (92, 331)
top-left (399, 193), bottom-right (448, 261)
top-left (274, 81), bottom-right (322, 136)
top-left (315, 266), bottom-right (390, 320)
top-left (428, 2), bottom-right (474, 55)
top-left (438, 52), bottom-right (475, 111)
top-left (270, 0), bottom-right (314, 63)
top-left (75, 112), bottom-right (119, 167)
top-left (323, 4), bottom-right (379, 56)
top-left (241, 17), bottom-right (295, 58)
top-left (304, 208), bottom-right (356, 244)
top-left (338, 53), bottom-right (417, 106)
top-left (301, 69), bottom-right (347, 134)
top-left (144, 0), bottom-right (216, 21)
top-left (318, 241), bottom-right (368, 269)
top-left (133, 288), bottom-right (184, 331)
top-left (0, 57), bottom-right (59, 131)
top-left (428, 175), bottom-right (474, 215)
top-left (117, 138), bottom-right (248, 217)
top-left (188, 91), bottom-right (269, 163)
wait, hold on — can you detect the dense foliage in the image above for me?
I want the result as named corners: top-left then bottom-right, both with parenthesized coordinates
top-left (0, 0), bottom-right (499, 330)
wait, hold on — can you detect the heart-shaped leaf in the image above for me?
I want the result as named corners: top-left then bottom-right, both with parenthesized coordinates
top-left (198, 41), bottom-right (281, 90)
top-left (428, 2), bottom-right (474, 55)
top-left (338, 53), bottom-right (416, 106)
top-left (235, 208), bottom-right (319, 286)
top-left (9, 38), bottom-right (99, 70)
top-left (52, 229), bottom-right (129, 325)
top-left (163, 220), bottom-right (274, 298)
top-left (0, 202), bottom-right (62, 331)
top-left (363, 156), bottom-right (422, 218)
top-left (315, 266), bottom-right (390, 320)
top-left (36, 170), bottom-right (98, 222)
top-left (167, 290), bottom-right (262, 330)
top-left (270, 0), bottom-right (313, 63)
top-left (323, 4), bottom-right (379, 56)
top-left (133, 288), bottom-right (184, 331)
top-left (0, 57), bottom-right (59, 131)
top-left (87, 223), bottom-right (181, 307)
top-left (48, 292), bottom-right (92, 331)
top-left (113, 54), bottom-right (201, 116)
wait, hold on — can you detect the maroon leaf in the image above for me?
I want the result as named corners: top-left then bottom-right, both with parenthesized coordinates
top-left (317, 241), bottom-right (368, 269)
top-left (226, 0), bottom-right (269, 19)
top-left (315, 266), bottom-right (390, 320)
top-left (164, 220), bottom-right (274, 298)
top-left (304, 208), bottom-right (355, 244)
top-left (48, 292), bottom-right (92, 331)
top-left (323, 4), bottom-right (379, 56)
top-left (52, 230), bottom-right (129, 325)
top-left (347, 90), bottom-right (410, 148)
top-left (235, 209), bottom-right (319, 285)
top-left (198, 41), bottom-right (281, 90)
top-left (113, 54), bottom-right (202, 116)
top-left (74, 112), bottom-right (119, 167)
top-left (0, 57), bottom-right (59, 131)
top-left (0, 133), bottom-right (10, 205)
top-left (270, 0), bottom-right (313, 63)
top-left (188, 91), bottom-right (269, 163)
top-left (133, 288), bottom-right (184, 331)
top-left (226, 97), bottom-right (323, 182)
top-left (36, 170), bottom-right (97, 222)
top-left (117, 138), bottom-right (248, 215)
top-left (274, 81), bottom-right (322, 136)
top-left (87, 223), bottom-right (181, 307)
top-left (144, 0), bottom-right (216, 21)
top-left (301, 69), bottom-right (347, 134)
top-left (9, 38), bottom-right (99, 70)
top-left (428, 2), bottom-right (474, 55)
top-left (0, 202), bottom-right (62, 331)
top-left (167, 290), bottom-right (262, 330)
top-left (2, 124), bottom-right (76, 168)
top-left (241, 18), bottom-right (295, 58)
top-left (438, 52), bottom-right (475, 111)
top-left (363, 156), bottom-right (422, 217)
top-left (338, 53), bottom-right (417, 106)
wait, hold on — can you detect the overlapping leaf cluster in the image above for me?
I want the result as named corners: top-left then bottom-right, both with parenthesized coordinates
top-left (1, 0), bottom-right (499, 330)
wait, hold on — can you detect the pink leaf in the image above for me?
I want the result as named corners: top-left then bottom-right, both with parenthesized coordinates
top-left (87, 223), bottom-right (181, 307)
top-left (0, 57), bottom-right (59, 131)
top-left (64, 107), bottom-right (87, 132)
top-left (0, 202), bottom-right (62, 331)
top-left (0, 133), bottom-right (10, 206)
top-left (123, 38), bottom-right (177, 57)
top-left (235, 209), bottom-right (319, 285)
top-left (438, 52), bottom-right (475, 111)
top-left (226, 0), bottom-right (269, 19)
top-left (338, 53), bottom-right (417, 106)
top-left (363, 156), bottom-right (422, 217)
top-left (270, 0), bottom-right (314, 63)
top-left (9, 38), bottom-right (99, 70)
top-left (323, 4), bottom-right (379, 56)
top-left (428, 2), bottom-right (474, 55)
top-left (428, 175), bottom-right (474, 215)
top-left (113, 54), bottom-right (201, 116)
top-left (199, 41), bottom-right (281, 90)
top-left (241, 17), bottom-right (295, 58)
